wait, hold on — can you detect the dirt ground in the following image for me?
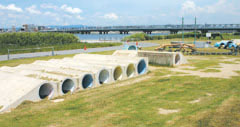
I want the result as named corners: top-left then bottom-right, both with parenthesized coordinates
top-left (167, 57), bottom-right (240, 79)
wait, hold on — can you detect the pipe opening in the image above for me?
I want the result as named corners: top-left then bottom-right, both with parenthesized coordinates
top-left (82, 74), bottom-right (94, 89)
top-left (39, 83), bottom-right (54, 99)
top-left (137, 59), bottom-right (147, 75)
top-left (114, 66), bottom-right (123, 81)
top-left (99, 69), bottom-right (110, 84)
top-left (62, 79), bottom-right (75, 94)
top-left (128, 45), bottom-right (137, 50)
top-left (175, 54), bottom-right (181, 65)
top-left (127, 64), bottom-right (136, 78)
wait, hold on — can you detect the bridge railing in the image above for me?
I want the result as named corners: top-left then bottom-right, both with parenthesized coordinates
top-left (44, 24), bottom-right (240, 32)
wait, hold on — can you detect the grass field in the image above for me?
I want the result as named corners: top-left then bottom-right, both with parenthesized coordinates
top-left (0, 50), bottom-right (239, 127)
top-left (0, 42), bottom-right (121, 55)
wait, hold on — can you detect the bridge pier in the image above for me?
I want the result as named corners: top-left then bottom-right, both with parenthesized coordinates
top-left (170, 30), bottom-right (178, 34)
top-left (120, 31), bottom-right (129, 34)
top-left (144, 31), bottom-right (152, 34)
top-left (201, 30), bottom-right (208, 34)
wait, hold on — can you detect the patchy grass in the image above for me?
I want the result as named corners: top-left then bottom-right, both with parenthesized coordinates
top-left (202, 69), bottom-right (221, 73)
top-left (187, 59), bottom-right (220, 70)
top-left (0, 50), bottom-right (240, 127)
top-left (90, 50), bottom-right (115, 55)
top-left (0, 58), bottom-right (240, 127)
top-left (0, 54), bottom-right (76, 67)
top-left (221, 61), bottom-right (238, 64)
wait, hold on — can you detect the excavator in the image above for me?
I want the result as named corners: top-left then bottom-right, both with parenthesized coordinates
top-left (155, 43), bottom-right (197, 54)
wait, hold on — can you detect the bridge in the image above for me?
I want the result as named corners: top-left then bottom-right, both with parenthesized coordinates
top-left (40, 24), bottom-right (240, 34)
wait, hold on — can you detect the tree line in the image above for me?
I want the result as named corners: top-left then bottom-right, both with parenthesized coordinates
top-left (122, 32), bottom-right (240, 41)
top-left (0, 32), bottom-right (79, 48)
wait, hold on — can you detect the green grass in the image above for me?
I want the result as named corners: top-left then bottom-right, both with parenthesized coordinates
top-left (0, 68), bottom-right (239, 127)
top-left (0, 50), bottom-right (115, 67)
top-left (0, 54), bottom-right (76, 67)
top-left (0, 42), bottom-right (121, 55)
top-left (202, 69), bottom-right (221, 73)
top-left (0, 56), bottom-right (240, 127)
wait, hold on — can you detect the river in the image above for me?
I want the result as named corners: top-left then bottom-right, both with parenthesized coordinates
top-left (75, 33), bottom-right (169, 43)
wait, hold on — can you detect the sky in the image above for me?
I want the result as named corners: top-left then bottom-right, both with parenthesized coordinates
top-left (0, 0), bottom-right (240, 27)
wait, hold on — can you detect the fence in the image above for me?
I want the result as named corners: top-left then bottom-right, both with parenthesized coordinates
top-left (7, 47), bottom-right (55, 60)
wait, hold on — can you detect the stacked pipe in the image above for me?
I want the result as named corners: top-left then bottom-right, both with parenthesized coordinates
top-left (0, 53), bottom-right (148, 113)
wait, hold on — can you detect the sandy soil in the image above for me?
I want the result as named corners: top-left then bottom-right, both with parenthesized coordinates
top-left (158, 108), bottom-right (180, 115)
top-left (168, 58), bottom-right (240, 79)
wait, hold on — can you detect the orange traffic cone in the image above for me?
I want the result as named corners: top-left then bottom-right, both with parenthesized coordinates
top-left (136, 41), bottom-right (138, 46)
top-left (84, 45), bottom-right (87, 50)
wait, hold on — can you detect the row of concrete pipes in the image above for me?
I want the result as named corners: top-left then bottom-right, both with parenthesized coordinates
top-left (0, 53), bottom-right (148, 113)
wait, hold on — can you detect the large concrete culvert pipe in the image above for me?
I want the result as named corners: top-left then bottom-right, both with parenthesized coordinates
top-left (17, 64), bottom-right (93, 90)
top-left (128, 45), bottom-right (137, 50)
top-left (62, 58), bottom-right (130, 80)
top-left (39, 83), bottom-right (54, 99)
top-left (73, 54), bottom-right (148, 76)
top-left (175, 54), bottom-right (181, 65)
top-left (0, 66), bottom-right (78, 96)
top-left (82, 74), bottom-right (94, 89)
top-left (126, 63), bottom-right (136, 78)
top-left (114, 66), bottom-right (123, 81)
top-left (32, 60), bottom-right (107, 86)
top-left (137, 59), bottom-right (147, 75)
top-left (61, 79), bottom-right (75, 94)
top-left (99, 69), bottom-right (110, 84)
top-left (0, 71), bottom-right (55, 113)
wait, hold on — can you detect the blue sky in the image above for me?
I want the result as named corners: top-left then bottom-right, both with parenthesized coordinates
top-left (0, 0), bottom-right (239, 27)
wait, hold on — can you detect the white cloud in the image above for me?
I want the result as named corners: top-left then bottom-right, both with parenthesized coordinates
top-left (61, 4), bottom-right (82, 14)
top-left (104, 13), bottom-right (118, 20)
top-left (76, 15), bottom-right (84, 20)
top-left (181, 1), bottom-right (204, 15)
top-left (181, 0), bottom-right (238, 16)
top-left (41, 4), bottom-right (58, 10)
top-left (0, 4), bottom-right (23, 12)
top-left (55, 17), bottom-right (61, 22)
top-left (44, 11), bottom-right (57, 17)
top-left (26, 5), bottom-right (41, 14)
top-left (63, 14), bottom-right (73, 18)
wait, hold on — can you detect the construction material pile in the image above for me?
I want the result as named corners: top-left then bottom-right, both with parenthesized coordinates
top-left (0, 53), bottom-right (148, 113)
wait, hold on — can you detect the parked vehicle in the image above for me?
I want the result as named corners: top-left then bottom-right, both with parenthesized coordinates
top-left (214, 40), bottom-right (229, 49)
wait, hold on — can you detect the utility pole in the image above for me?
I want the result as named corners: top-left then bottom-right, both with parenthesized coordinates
top-left (182, 17), bottom-right (184, 43)
top-left (194, 16), bottom-right (197, 44)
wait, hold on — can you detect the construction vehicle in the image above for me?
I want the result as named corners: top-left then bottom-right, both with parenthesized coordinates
top-left (155, 43), bottom-right (196, 54)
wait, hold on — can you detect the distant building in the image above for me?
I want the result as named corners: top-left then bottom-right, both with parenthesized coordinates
top-left (37, 26), bottom-right (46, 31)
top-left (12, 26), bottom-right (16, 32)
top-left (0, 28), bottom-right (4, 33)
top-left (22, 24), bottom-right (37, 32)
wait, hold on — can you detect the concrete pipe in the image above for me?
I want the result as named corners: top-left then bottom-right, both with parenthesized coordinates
top-left (128, 45), bottom-right (137, 50)
top-left (175, 54), bottom-right (181, 65)
top-left (16, 64), bottom-right (93, 91)
top-left (82, 74), bottom-right (94, 89)
top-left (32, 60), bottom-right (109, 86)
top-left (137, 59), bottom-right (147, 75)
top-left (17, 64), bottom-right (94, 91)
top-left (136, 51), bottom-right (188, 66)
top-left (73, 54), bottom-right (148, 75)
top-left (62, 58), bottom-right (130, 80)
top-left (0, 66), bottom-right (76, 96)
top-left (39, 83), bottom-right (54, 99)
top-left (0, 71), bottom-right (55, 113)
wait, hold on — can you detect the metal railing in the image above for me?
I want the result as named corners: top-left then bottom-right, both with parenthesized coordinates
top-left (7, 47), bottom-right (54, 60)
